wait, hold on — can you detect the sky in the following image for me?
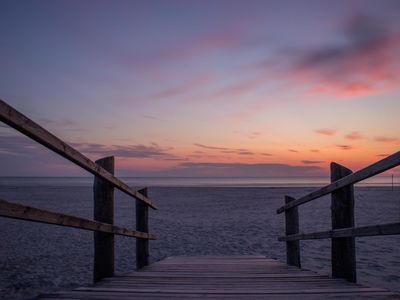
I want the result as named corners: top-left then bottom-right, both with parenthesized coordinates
top-left (0, 0), bottom-right (399, 177)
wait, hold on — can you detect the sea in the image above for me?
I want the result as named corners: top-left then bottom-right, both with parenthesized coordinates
top-left (0, 175), bottom-right (398, 187)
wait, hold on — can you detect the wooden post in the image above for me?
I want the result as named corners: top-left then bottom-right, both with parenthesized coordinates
top-left (136, 188), bottom-right (149, 270)
top-left (93, 156), bottom-right (115, 282)
top-left (285, 196), bottom-right (301, 267)
top-left (331, 162), bottom-right (356, 282)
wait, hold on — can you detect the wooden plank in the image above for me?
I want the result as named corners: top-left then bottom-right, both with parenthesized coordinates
top-left (73, 287), bottom-right (389, 294)
top-left (330, 162), bottom-right (356, 282)
top-left (0, 198), bottom-right (156, 239)
top-left (278, 222), bottom-right (400, 241)
top-left (136, 188), bottom-right (150, 269)
top-left (38, 291), bottom-right (399, 300)
top-left (36, 256), bottom-right (399, 299)
top-left (277, 151), bottom-right (400, 213)
top-left (94, 156), bottom-right (115, 282)
top-left (285, 196), bottom-right (301, 268)
top-left (0, 99), bottom-right (156, 209)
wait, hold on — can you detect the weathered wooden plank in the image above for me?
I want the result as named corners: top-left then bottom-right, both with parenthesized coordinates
top-left (94, 156), bottom-right (115, 282)
top-left (277, 151), bottom-right (400, 213)
top-left (285, 196), bottom-right (301, 268)
top-left (278, 222), bottom-right (400, 241)
top-left (0, 99), bottom-right (156, 209)
top-left (0, 198), bottom-right (156, 239)
top-left (136, 188), bottom-right (149, 270)
top-left (73, 286), bottom-right (389, 294)
top-left (331, 162), bottom-right (356, 282)
top-left (36, 256), bottom-right (399, 299)
top-left (38, 291), bottom-right (399, 300)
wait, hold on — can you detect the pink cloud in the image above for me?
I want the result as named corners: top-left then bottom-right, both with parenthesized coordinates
top-left (288, 149), bottom-right (299, 153)
top-left (345, 131), bottom-right (363, 140)
top-left (315, 129), bottom-right (336, 136)
top-left (263, 14), bottom-right (400, 99)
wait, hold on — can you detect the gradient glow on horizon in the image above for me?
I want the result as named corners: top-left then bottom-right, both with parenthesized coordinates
top-left (0, 0), bottom-right (399, 177)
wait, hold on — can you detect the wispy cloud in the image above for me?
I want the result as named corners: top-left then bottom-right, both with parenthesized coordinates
top-left (345, 131), bottom-right (363, 140)
top-left (301, 160), bottom-right (324, 164)
top-left (141, 114), bottom-right (168, 122)
top-left (315, 129), bottom-right (336, 136)
top-left (337, 144), bottom-right (354, 150)
top-left (310, 149), bottom-right (320, 153)
top-left (261, 152), bottom-right (273, 156)
top-left (288, 149), bottom-right (299, 153)
top-left (247, 131), bottom-right (262, 139)
top-left (120, 22), bottom-right (248, 72)
top-left (194, 143), bottom-right (256, 156)
top-left (151, 75), bottom-right (214, 100)
top-left (267, 14), bottom-right (400, 99)
top-left (72, 142), bottom-right (178, 160)
top-left (194, 143), bottom-right (229, 151)
top-left (375, 136), bottom-right (400, 144)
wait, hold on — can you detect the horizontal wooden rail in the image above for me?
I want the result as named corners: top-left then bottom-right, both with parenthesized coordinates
top-left (278, 222), bottom-right (400, 241)
top-left (0, 100), bottom-right (156, 209)
top-left (277, 152), bottom-right (400, 214)
top-left (0, 199), bottom-right (156, 240)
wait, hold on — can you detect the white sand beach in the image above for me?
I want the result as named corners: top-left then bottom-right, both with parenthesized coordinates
top-left (0, 185), bottom-right (399, 299)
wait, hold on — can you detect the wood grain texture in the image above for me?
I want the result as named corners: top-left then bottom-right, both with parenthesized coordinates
top-left (277, 151), bottom-right (400, 213)
top-left (37, 256), bottom-right (399, 299)
top-left (0, 198), bottom-right (156, 239)
top-left (0, 99), bottom-right (156, 209)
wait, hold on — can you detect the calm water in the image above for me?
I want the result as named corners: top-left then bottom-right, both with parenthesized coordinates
top-left (0, 175), bottom-right (398, 187)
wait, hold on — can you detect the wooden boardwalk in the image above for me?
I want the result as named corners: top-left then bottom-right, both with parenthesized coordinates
top-left (38, 256), bottom-right (399, 299)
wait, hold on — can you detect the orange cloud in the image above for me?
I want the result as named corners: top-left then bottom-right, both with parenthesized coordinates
top-left (375, 136), bottom-right (400, 144)
top-left (315, 129), bottom-right (336, 136)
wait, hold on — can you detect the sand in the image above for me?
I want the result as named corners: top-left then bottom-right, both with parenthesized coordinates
top-left (0, 185), bottom-right (399, 299)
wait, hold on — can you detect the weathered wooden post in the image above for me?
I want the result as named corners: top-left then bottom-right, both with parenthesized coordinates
top-left (93, 156), bottom-right (115, 282)
top-left (331, 162), bottom-right (356, 282)
top-left (285, 195), bottom-right (301, 267)
top-left (136, 187), bottom-right (149, 270)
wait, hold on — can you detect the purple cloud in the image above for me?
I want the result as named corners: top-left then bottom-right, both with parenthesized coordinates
top-left (72, 142), bottom-right (176, 159)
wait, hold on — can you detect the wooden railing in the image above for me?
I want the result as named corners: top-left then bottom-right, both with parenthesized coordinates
top-left (0, 99), bottom-right (156, 282)
top-left (277, 152), bottom-right (400, 282)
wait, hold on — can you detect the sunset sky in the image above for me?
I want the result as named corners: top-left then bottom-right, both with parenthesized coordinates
top-left (0, 0), bottom-right (399, 177)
